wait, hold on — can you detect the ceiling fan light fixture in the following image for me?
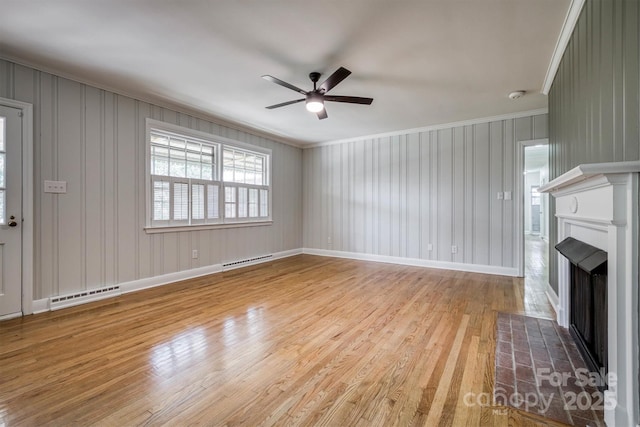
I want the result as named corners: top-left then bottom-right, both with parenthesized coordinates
top-left (305, 93), bottom-right (324, 112)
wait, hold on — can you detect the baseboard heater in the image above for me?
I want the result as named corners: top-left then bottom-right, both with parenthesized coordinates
top-left (222, 254), bottom-right (273, 270)
top-left (49, 286), bottom-right (122, 310)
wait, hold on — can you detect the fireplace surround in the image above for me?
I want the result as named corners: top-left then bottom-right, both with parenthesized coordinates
top-left (539, 161), bottom-right (639, 427)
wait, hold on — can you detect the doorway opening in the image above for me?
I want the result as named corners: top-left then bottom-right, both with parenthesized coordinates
top-left (522, 144), bottom-right (550, 312)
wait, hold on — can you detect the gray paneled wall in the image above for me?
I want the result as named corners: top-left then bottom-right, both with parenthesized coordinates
top-left (303, 114), bottom-right (548, 271)
top-left (548, 0), bottom-right (640, 292)
top-left (0, 59), bottom-right (303, 300)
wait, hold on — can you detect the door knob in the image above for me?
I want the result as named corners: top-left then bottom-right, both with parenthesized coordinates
top-left (8, 215), bottom-right (17, 227)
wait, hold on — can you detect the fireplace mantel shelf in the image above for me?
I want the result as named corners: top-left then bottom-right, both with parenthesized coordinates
top-left (539, 160), bottom-right (640, 193)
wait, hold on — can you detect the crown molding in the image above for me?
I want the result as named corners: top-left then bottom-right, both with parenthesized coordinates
top-left (305, 108), bottom-right (549, 149)
top-left (541, 0), bottom-right (586, 95)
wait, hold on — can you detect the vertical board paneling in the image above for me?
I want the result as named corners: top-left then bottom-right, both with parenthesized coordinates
top-left (473, 123), bottom-right (490, 265)
top-left (452, 127), bottom-right (464, 263)
top-left (115, 96), bottom-right (137, 282)
top-left (419, 132), bottom-right (430, 259)
top-left (463, 126), bottom-right (474, 264)
top-left (406, 134), bottom-right (420, 258)
top-left (398, 136), bottom-right (406, 258)
top-left (391, 136), bottom-right (401, 257)
top-left (56, 79), bottom-right (83, 294)
top-left (438, 129), bottom-right (452, 262)
top-left (489, 121), bottom-right (503, 266)
top-left (353, 140), bottom-right (365, 253)
top-left (103, 92), bottom-right (117, 286)
top-left (429, 132), bottom-right (438, 260)
top-left (548, 0), bottom-right (640, 293)
top-left (137, 102), bottom-right (152, 277)
top-left (379, 138), bottom-right (391, 256)
top-left (1, 58), bottom-right (302, 299)
top-left (502, 120), bottom-right (515, 268)
top-left (303, 113), bottom-right (548, 270)
top-left (84, 87), bottom-right (103, 288)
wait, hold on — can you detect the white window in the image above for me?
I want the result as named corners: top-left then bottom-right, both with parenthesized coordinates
top-left (146, 120), bottom-right (271, 231)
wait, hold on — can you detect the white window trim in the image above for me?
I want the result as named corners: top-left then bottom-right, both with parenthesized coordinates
top-left (145, 119), bottom-right (272, 233)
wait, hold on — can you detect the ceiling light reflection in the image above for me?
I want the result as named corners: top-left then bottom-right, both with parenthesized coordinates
top-left (150, 327), bottom-right (207, 377)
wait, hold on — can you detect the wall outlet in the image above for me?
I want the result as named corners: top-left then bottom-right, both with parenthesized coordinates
top-left (451, 245), bottom-right (458, 254)
top-left (192, 249), bottom-right (198, 259)
top-left (497, 192), bottom-right (504, 200)
top-left (504, 191), bottom-right (512, 200)
top-left (44, 180), bottom-right (67, 193)
top-left (327, 236), bottom-right (332, 244)
top-left (427, 243), bottom-right (433, 251)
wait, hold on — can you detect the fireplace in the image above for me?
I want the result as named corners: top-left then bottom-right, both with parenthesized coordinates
top-left (539, 161), bottom-right (639, 427)
top-left (555, 237), bottom-right (607, 386)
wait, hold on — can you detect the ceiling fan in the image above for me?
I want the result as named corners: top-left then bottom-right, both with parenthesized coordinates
top-left (262, 67), bottom-right (373, 120)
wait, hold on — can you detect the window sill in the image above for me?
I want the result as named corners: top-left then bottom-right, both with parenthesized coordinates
top-left (144, 220), bottom-right (273, 234)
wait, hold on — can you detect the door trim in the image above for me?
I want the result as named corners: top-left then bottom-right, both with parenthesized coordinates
top-left (515, 138), bottom-right (548, 277)
top-left (0, 97), bottom-right (34, 315)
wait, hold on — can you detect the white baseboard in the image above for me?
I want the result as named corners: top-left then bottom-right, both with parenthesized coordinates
top-left (302, 248), bottom-right (519, 277)
top-left (545, 282), bottom-right (560, 319)
top-left (221, 248), bottom-right (303, 272)
top-left (32, 298), bottom-right (50, 314)
top-left (29, 249), bottom-right (303, 315)
top-left (120, 263), bottom-right (223, 294)
top-left (0, 311), bottom-right (23, 321)
top-left (272, 248), bottom-right (303, 260)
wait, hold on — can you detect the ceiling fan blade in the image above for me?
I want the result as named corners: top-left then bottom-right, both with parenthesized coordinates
top-left (318, 67), bottom-right (351, 93)
top-left (316, 109), bottom-right (328, 120)
top-left (265, 99), bottom-right (305, 109)
top-left (262, 75), bottom-right (307, 95)
top-left (324, 95), bottom-right (373, 105)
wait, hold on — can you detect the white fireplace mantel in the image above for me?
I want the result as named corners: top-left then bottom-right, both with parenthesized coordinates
top-left (540, 161), bottom-right (639, 427)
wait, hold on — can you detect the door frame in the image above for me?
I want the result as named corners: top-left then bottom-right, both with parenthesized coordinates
top-left (515, 138), bottom-right (548, 277)
top-left (0, 97), bottom-right (34, 316)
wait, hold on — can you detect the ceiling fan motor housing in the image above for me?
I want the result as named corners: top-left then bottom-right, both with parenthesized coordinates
top-left (309, 72), bottom-right (321, 84)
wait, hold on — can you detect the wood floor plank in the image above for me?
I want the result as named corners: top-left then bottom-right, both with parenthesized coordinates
top-left (0, 254), bottom-right (561, 426)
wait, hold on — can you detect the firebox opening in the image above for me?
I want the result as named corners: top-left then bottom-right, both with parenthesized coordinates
top-left (555, 237), bottom-right (608, 390)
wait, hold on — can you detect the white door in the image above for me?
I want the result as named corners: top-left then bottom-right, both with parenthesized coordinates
top-left (0, 105), bottom-right (22, 317)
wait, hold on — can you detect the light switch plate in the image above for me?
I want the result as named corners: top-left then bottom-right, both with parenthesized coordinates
top-left (497, 192), bottom-right (504, 200)
top-left (504, 191), bottom-right (512, 200)
top-left (44, 180), bottom-right (67, 193)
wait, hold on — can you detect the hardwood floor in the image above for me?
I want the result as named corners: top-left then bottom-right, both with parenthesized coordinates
top-left (0, 255), bottom-right (557, 426)
top-left (524, 234), bottom-right (553, 319)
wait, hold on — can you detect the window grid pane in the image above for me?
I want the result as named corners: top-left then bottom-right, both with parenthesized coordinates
top-left (151, 130), bottom-right (216, 181)
top-left (173, 182), bottom-right (189, 221)
top-left (225, 186), bottom-right (236, 218)
top-left (248, 188), bottom-right (258, 217)
top-left (207, 185), bottom-right (219, 219)
top-left (192, 184), bottom-right (205, 220)
top-left (238, 187), bottom-right (248, 218)
top-left (153, 180), bottom-right (170, 221)
top-left (260, 189), bottom-right (268, 217)
top-left (222, 147), bottom-right (266, 185)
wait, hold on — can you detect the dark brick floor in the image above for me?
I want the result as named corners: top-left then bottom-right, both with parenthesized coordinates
top-left (494, 312), bottom-right (605, 427)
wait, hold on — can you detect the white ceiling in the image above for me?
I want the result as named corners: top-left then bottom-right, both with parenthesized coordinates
top-left (0, 0), bottom-right (571, 146)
